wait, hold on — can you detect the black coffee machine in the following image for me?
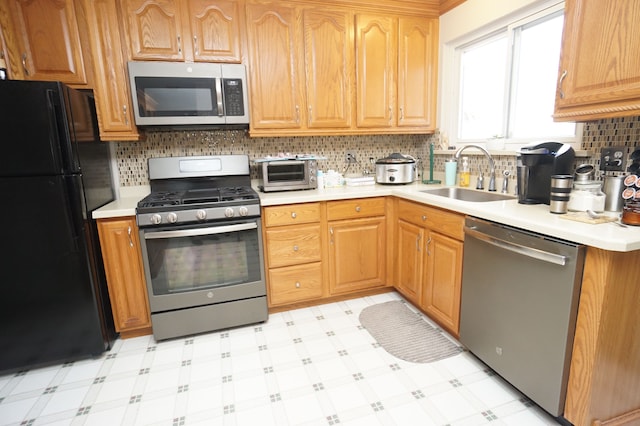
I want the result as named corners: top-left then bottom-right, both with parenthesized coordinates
top-left (517, 142), bottom-right (575, 204)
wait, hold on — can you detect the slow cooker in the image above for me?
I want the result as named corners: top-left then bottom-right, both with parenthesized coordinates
top-left (375, 153), bottom-right (416, 184)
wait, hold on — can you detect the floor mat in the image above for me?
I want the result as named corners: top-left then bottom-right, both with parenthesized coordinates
top-left (359, 300), bottom-right (463, 363)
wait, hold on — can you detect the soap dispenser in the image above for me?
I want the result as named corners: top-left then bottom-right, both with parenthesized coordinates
top-left (459, 157), bottom-right (470, 187)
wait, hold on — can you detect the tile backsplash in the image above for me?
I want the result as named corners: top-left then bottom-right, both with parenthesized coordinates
top-left (114, 116), bottom-right (640, 187)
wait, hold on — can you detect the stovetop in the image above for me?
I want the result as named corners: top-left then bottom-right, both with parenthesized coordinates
top-left (138, 186), bottom-right (259, 209)
top-left (136, 185), bottom-right (260, 228)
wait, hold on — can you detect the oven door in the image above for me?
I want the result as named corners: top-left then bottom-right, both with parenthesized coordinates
top-left (139, 219), bottom-right (266, 313)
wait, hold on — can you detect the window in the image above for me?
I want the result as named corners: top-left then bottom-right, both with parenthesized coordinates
top-left (448, 3), bottom-right (580, 149)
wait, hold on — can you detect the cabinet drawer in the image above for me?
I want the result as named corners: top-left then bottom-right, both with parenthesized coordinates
top-left (268, 262), bottom-right (323, 306)
top-left (265, 224), bottom-right (322, 268)
top-left (263, 203), bottom-right (321, 227)
top-left (398, 199), bottom-right (464, 240)
top-left (326, 197), bottom-right (386, 221)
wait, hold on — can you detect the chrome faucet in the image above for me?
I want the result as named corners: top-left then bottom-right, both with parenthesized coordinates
top-left (454, 144), bottom-right (497, 191)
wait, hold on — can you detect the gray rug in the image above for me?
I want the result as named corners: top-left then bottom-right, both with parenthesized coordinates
top-left (359, 300), bottom-right (463, 363)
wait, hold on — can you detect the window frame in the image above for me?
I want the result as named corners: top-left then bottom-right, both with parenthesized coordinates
top-left (440, 1), bottom-right (583, 151)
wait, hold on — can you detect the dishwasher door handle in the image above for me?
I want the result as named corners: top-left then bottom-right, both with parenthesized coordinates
top-left (465, 227), bottom-right (568, 266)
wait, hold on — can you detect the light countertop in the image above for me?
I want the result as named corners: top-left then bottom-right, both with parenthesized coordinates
top-left (93, 182), bottom-right (639, 252)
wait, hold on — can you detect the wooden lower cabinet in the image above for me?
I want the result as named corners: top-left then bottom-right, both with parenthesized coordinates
top-left (262, 203), bottom-right (326, 307)
top-left (396, 219), bottom-right (424, 305)
top-left (327, 198), bottom-right (387, 295)
top-left (395, 199), bottom-right (464, 337)
top-left (97, 217), bottom-right (152, 338)
top-left (328, 216), bottom-right (387, 294)
top-left (422, 230), bottom-right (462, 336)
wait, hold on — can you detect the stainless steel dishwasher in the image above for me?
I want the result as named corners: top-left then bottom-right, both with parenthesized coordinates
top-left (459, 217), bottom-right (585, 419)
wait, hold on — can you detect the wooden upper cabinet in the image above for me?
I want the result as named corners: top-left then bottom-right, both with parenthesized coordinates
top-left (188, 0), bottom-right (241, 62)
top-left (355, 14), bottom-right (396, 128)
top-left (554, 0), bottom-right (640, 121)
top-left (122, 0), bottom-right (241, 62)
top-left (83, 0), bottom-right (141, 141)
top-left (5, 0), bottom-right (91, 86)
top-left (122, 0), bottom-right (187, 60)
top-left (245, 3), bottom-right (303, 129)
top-left (303, 9), bottom-right (354, 129)
top-left (398, 17), bottom-right (438, 129)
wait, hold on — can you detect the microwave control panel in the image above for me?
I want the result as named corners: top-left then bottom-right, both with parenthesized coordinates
top-left (223, 79), bottom-right (245, 116)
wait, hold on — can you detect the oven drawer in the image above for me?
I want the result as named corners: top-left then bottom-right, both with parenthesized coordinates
top-left (268, 262), bottom-right (323, 306)
top-left (263, 203), bottom-right (321, 227)
top-left (327, 197), bottom-right (386, 221)
top-left (265, 224), bottom-right (322, 268)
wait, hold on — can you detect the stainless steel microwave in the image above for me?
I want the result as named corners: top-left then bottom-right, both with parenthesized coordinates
top-left (259, 160), bottom-right (318, 192)
top-left (127, 61), bottom-right (249, 128)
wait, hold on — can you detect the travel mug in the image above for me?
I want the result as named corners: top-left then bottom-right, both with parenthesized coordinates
top-left (445, 160), bottom-right (457, 186)
top-left (549, 175), bottom-right (573, 214)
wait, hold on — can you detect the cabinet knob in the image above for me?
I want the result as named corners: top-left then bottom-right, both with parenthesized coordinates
top-left (422, 215), bottom-right (427, 221)
top-left (355, 206), bottom-right (361, 212)
top-left (295, 282), bottom-right (301, 288)
top-left (293, 245), bottom-right (299, 251)
top-left (291, 212), bottom-right (297, 218)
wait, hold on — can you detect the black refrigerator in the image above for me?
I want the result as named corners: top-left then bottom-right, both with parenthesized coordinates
top-left (0, 80), bottom-right (117, 373)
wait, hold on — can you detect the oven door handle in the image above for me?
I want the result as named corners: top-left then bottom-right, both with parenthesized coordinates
top-left (144, 222), bottom-right (257, 239)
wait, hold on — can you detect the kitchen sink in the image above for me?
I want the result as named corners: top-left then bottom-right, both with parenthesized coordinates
top-left (421, 187), bottom-right (516, 202)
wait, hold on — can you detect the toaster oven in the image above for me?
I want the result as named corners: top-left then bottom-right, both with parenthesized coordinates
top-left (258, 160), bottom-right (317, 192)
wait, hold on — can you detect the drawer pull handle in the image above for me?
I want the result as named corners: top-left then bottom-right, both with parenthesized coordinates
top-left (295, 282), bottom-right (301, 288)
top-left (291, 212), bottom-right (297, 218)
top-left (355, 206), bottom-right (361, 212)
top-left (293, 245), bottom-right (299, 251)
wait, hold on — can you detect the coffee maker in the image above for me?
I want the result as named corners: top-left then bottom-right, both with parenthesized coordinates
top-left (517, 142), bottom-right (575, 204)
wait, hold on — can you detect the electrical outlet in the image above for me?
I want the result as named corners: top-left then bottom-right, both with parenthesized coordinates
top-left (600, 146), bottom-right (627, 171)
top-left (345, 151), bottom-right (357, 163)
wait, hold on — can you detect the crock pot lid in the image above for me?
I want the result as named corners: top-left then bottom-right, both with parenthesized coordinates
top-left (376, 153), bottom-right (415, 164)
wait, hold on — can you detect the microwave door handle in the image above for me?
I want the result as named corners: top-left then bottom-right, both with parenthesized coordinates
top-left (215, 78), bottom-right (224, 116)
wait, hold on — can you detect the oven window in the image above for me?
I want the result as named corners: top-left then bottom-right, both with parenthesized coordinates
top-left (135, 77), bottom-right (218, 117)
top-left (144, 225), bottom-right (261, 295)
top-left (267, 163), bottom-right (305, 182)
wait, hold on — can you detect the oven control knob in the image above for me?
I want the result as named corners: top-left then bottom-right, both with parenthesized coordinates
top-left (225, 207), bottom-right (235, 218)
top-left (196, 209), bottom-right (207, 220)
top-left (150, 214), bottom-right (162, 225)
top-left (239, 206), bottom-right (249, 216)
top-left (167, 212), bottom-right (178, 223)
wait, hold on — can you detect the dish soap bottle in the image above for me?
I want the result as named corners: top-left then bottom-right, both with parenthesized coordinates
top-left (459, 156), bottom-right (470, 187)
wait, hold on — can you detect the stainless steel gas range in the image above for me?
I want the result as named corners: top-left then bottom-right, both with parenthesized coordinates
top-left (136, 155), bottom-right (267, 340)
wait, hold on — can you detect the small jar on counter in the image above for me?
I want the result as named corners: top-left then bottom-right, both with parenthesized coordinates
top-left (567, 181), bottom-right (606, 212)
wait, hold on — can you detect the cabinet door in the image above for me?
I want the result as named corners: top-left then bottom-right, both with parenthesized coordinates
top-left (422, 231), bottom-right (462, 337)
top-left (554, 0), bottom-right (640, 121)
top-left (122, 0), bottom-right (187, 61)
top-left (8, 0), bottom-right (90, 85)
top-left (328, 216), bottom-right (386, 294)
top-left (97, 218), bottom-right (151, 335)
top-left (188, 0), bottom-right (241, 62)
top-left (396, 219), bottom-right (424, 305)
top-left (303, 9), bottom-right (353, 129)
top-left (355, 14), bottom-right (396, 128)
top-left (246, 3), bottom-right (304, 129)
top-left (397, 17), bottom-right (437, 129)
top-left (84, 0), bottom-right (141, 141)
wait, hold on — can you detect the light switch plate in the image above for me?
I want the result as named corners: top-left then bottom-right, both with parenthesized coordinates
top-left (600, 146), bottom-right (626, 171)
